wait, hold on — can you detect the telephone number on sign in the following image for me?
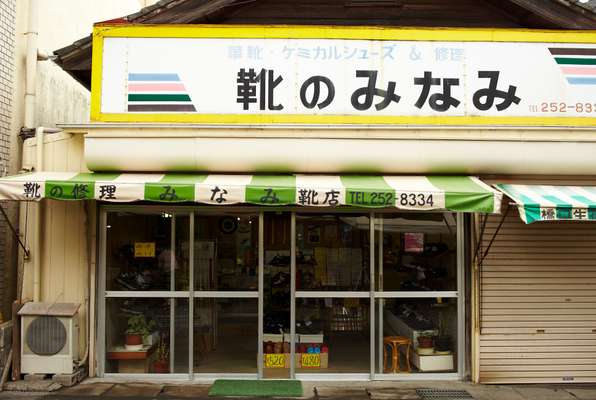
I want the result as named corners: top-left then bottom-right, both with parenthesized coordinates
top-left (539, 102), bottom-right (596, 113)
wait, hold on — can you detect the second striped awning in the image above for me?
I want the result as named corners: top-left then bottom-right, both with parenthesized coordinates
top-left (495, 184), bottom-right (596, 223)
top-left (0, 172), bottom-right (501, 213)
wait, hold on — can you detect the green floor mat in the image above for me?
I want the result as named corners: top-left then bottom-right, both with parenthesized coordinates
top-left (209, 379), bottom-right (303, 397)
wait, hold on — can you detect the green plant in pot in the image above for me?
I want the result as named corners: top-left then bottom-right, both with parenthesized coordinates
top-left (125, 315), bottom-right (156, 350)
top-left (152, 336), bottom-right (169, 373)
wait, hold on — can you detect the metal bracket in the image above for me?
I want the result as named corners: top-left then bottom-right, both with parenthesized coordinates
top-left (0, 203), bottom-right (30, 259)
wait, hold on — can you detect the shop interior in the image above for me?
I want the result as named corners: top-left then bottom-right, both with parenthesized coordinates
top-left (375, 213), bottom-right (458, 374)
top-left (102, 210), bottom-right (458, 376)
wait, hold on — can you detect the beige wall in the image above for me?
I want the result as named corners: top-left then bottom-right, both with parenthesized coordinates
top-left (9, 0), bottom-right (144, 175)
top-left (20, 131), bottom-right (93, 370)
top-left (12, 0), bottom-right (144, 375)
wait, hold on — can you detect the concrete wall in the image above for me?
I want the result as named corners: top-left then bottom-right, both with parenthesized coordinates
top-left (9, 0), bottom-right (147, 174)
top-left (0, 0), bottom-right (17, 323)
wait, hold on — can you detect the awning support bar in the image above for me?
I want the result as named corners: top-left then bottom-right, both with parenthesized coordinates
top-left (472, 213), bottom-right (488, 264)
top-left (0, 204), bottom-right (29, 259)
top-left (479, 203), bottom-right (511, 266)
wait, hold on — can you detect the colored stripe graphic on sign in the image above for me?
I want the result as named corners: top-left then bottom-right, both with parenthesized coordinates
top-left (127, 73), bottom-right (197, 112)
top-left (549, 48), bottom-right (596, 86)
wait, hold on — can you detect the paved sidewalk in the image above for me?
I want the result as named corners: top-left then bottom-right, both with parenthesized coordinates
top-left (0, 380), bottom-right (594, 400)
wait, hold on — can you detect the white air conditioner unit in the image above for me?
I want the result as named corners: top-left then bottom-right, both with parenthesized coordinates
top-left (18, 302), bottom-right (80, 375)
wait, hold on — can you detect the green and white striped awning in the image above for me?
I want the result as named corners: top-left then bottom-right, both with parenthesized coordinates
top-left (496, 184), bottom-right (596, 223)
top-left (0, 172), bottom-right (501, 212)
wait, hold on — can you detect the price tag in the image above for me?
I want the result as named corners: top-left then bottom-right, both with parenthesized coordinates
top-left (265, 353), bottom-right (286, 368)
top-left (134, 242), bottom-right (155, 257)
top-left (301, 353), bottom-right (321, 368)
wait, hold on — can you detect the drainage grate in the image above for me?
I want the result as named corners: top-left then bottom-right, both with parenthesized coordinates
top-left (416, 388), bottom-right (474, 400)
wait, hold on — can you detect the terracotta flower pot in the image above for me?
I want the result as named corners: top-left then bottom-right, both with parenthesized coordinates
top-left (125, 333), bottom-right (143, 346)
top-left (417, 336), bottom-right (434, 348)
top-left (153, 360), bottom-right (169, 373)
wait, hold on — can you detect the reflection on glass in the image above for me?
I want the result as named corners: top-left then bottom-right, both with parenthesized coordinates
top-left (175, 215), bottom-right (190, 291)
top-left (263, 213), bottom-right (291, 379)
top-left (106, 212), bottom-right (173, 291)
top-left (194, 213), bottom-right (258, 291)
top-left (105, 298), bottom-right (189, 374)
top-left (193, 298), bottom-right (258, 373)
top-left (376, 213), bottom-right (457, 292)
top-left (296, 214), bottom-right (370, 291)
top-left (294, 298), bottom-right (370, 373)
top-left (173, 298), bottom-right (190, 373)
top-left (377, 298), bottom-right (458, 374)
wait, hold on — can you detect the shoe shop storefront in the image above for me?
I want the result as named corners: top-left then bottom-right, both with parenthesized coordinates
top-left (5, 175), bottom-right (499, 380)
top-left (92, 174), bottom-right (498, 380)
top-left (1, 25), bottom-right (595, 382)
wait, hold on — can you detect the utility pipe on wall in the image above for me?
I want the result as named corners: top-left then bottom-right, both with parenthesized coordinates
top-left (24, 0), bottom-right (38, 130)
top-left (25, 0), bottom-right (41, 303)
top-left (32, 127), bottom-right (43, 302)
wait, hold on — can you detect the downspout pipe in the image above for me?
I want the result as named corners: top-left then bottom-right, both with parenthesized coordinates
top-left (24, 0), bottom-right (38, 130)
top-left (25, 0), bottom-right (41, 303)
top-left (32, 127), bottom-right (43, 302)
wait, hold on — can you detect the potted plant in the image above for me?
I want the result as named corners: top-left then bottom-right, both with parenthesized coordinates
top-left (125, 315), bottom-right (156, 350)
top-left (417, 335), bottom-right (434, 349)
top-left (152, 336), bottom-right (169, 373)
top-left (417, 334), bottom-right (434, 355)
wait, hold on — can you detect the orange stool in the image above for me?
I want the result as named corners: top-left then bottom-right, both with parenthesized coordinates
top-left (383, 336), bottom-right (412, 373)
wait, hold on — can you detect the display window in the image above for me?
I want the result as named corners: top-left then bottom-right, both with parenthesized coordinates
top-left (294, 298), bottom-right (371, 374)
top-left (99, 207), bottom-right (463, 379)
top-left (375, 213), bottom-right (458, 292)
top-left (105, 212), bottom-right (174, 291)
top-left (296, 214), bottom-right (370, 291)
top-left (104, 297), bottom-right (190, 374)
top-left (194, 213), bottom-right (259, 291)
top-left (375, 298), bottom-right (458, 375)
top-left (374, 213), bottom-right (461, 376)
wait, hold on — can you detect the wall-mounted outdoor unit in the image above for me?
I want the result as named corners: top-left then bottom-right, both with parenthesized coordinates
top-left (18, 302), bottom-right (80, 375)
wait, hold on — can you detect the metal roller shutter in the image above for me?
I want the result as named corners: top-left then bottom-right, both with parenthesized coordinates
top-left (479, 177), bottom-right (596, 384)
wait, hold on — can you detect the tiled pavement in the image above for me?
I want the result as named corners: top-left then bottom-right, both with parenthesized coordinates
top-left (0, 380), bottom-right (595, 400)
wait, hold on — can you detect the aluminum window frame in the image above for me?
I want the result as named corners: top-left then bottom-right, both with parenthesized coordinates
top-left (98, 205), bottom-right (465, 381)
top-left (98, 205), bottom-right (261, 378)
top-left (372, 212), bottom-right (464, 380)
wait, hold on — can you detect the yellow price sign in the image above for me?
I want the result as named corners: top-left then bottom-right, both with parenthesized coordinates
top-left (265, 354), bottom-right (286, 368)
top-left (134, 242), bottom-right (155, 258)
top-left (301, 353), bottom-right (321, 368)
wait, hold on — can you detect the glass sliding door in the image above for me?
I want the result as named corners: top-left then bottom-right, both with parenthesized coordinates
top-left (192, 211), bottom-right (259, 376)
top-left (294, 213), bottom-right (372, 378)
top-left (101, 211), bottom-right (191, 376)
top-left (262, 212), bottom-right (292, 379)
top-left (99, 207), bottom-right (464, 380)
top-left (100, 208), bottom-right (260, 378)
top-left (374, 212), bottom-right (462, 378)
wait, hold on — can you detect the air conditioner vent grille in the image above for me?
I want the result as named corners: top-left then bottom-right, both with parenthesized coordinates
top-left (26, 316), bottom-right (67, 355)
